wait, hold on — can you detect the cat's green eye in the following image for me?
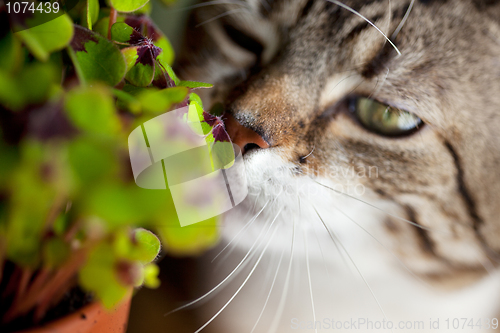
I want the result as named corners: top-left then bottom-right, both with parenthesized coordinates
top-left (351, 97), bottom-right (423, 137)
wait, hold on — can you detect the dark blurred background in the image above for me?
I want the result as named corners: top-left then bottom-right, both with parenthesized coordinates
top-left (127, 255), bottom-right (201, 333)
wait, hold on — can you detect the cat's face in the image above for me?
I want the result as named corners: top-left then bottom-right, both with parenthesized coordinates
top-left (177, 0), bottom-right (500, 284)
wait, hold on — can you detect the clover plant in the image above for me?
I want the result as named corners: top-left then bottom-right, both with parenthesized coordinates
top-left (0, 0), bottom-right (227, 328)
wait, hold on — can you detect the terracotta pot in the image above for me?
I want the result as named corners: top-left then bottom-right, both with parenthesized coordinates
top-left (18, 292), bottom-right (132, 333)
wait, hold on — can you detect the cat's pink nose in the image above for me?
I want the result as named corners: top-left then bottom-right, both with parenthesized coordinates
top-left (224, 113), bottom-right (269, 154)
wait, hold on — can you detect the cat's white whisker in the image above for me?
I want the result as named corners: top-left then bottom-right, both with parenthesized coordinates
top-left (247, 189), bottom-right (263, 211)
top-left (302, 144), bottom-right (315, 160)
top-left (330, 202), bottom-right (432, 287)
top-left (195, 8), bottom-right (247, 27)
top-left (326, 0), bottom-right (402, 56)
top-left (194, 208), bottom-right (283, 333)
top-left (312, 204), bottom-right (394, 333)
top-left (250, 243), bottom-right (286, 333)
top-left (211, 197), bottom-right (269, 263)
top-left (268, 214), bottom-right (296, 333)
top-left (303, 218), bottom-right (318, 333)
top-left (326, 72), bottom-right (360, 97)
top-left (391, 0), bottom-right (416, 40)
top-left (312, 178), bottom-right (451, 235)
top-left (368, 67), bottom-right (391, 99)
top-left (310, 213), bottom-right (331, 280)
top-left (472, 252), bottom-right (496, 278)
top-left (215, 194), bottom-right (283, 265)
top-left (165, 204), bottom-right (278, 316)
top-left (311, 203), bottom-right (352, 272)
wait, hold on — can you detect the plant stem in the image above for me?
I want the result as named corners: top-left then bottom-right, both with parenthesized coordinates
top-left (64, 218), bottom-right (82, 242)
top-left (3, 246), bottom-right (89, 324)
top-left (1, 266), bottom-right (21, 299)
top-left (108, 7), bottom-right (117, 40)
top-left (44, 194), bottom-right (66, 231)
top-left (24, 268), bottom-right (52, 302)
top-left (0, 242), bottom-right (5, 286)
top-left (32, 249), bottom-right (88, 323)
top-left (66, 47), bottom-right (87, 86)
top-left (33, 276), bottom-right (77, 323)
top-left (14, 268), bottom-right (32, 303)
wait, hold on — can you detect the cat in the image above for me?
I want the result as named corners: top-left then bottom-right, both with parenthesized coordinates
top-left (173, 0), bottom-right (500, 332)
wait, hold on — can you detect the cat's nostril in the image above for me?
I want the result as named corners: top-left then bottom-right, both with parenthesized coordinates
top-left (224, 113), bottom-right (270, 155)
top-left (243, 143), bottom-right (261, 153)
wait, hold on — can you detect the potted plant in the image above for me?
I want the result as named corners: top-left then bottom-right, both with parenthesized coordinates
top-left (0, 0), bottom-right (221, 331)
